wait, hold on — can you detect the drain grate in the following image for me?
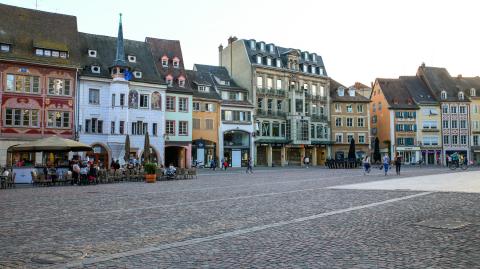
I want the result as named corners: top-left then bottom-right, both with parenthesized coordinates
top-left (415, 219), bottom-right (471, 230)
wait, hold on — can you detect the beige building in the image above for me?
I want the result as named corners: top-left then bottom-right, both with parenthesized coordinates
top-left (220, 37), bottom-right (331, 166)
top-left (330, 80), bottom-right (370, 160)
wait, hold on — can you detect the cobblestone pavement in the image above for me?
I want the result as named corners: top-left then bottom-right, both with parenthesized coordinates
top-left (0, 167), bottom-right (478, 268)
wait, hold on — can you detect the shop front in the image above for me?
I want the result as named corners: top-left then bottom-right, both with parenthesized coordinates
top-left (472, 146), bottom-right (480, 165)
top-left (86, 144), bottom-right (110, 168)
top-left (255, 145), bottom-right (268, 166)
top-left (286, 146), bottom-right (302, 166)
top-left (396, 146), bottom-right (420, 164)
top-left (223, 130), bottom-right (251, 167)
top-left (420, 149), bottom-right (442, 165)
top-left (192, 140), bottom-right (216, 167)
top-left (445, 150), bottom-right (468, 164)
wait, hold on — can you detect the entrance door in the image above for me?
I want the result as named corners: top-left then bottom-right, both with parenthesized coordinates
top-left (232, 150), bottom-right (242, 167)
top-left (427, 152), bottom-right (435, 165)
top-left (197, 148), bottom-right (205, 164)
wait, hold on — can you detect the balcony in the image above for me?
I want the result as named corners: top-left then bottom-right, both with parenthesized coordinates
top-left (256, 109), bottom-right (287, 118)
top-left (311, 114), bottom-right (329, 122)
top-left (257, 88), bottom-right (286, 97)
top-left (422, 127), bottom-right (439, 132)
top-left (305, 94), bottom-right (327, 102)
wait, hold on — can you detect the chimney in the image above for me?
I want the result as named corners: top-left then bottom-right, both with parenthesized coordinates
top-left (457, 74), bottom-right (462, 79)
top-left (228, 36), bottom-right (238, 44)
top-left (218, 44), bottom-right (223, 66)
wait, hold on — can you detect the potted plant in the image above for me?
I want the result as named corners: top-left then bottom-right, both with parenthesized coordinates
top-left (144, 162), bottom-right (157, 183)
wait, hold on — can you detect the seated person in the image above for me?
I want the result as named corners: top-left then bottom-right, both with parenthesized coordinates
top-left (166, 163), bottom-right (176, 176)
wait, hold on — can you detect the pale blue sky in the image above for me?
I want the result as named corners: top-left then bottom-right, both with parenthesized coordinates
top-left (2, 0), bottom-right (480, 86)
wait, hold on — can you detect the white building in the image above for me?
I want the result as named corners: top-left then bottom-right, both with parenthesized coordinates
top-left (77, 16), bottom-right (166, 167)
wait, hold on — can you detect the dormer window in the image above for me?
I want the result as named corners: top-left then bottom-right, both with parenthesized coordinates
top-left (276, 59), bottom-right (281, 68)
top-left (178, 75), bottom-right (185, 87)
top-left (311, 66), bottom-right (316, 74)
top-left (319, 68), bottom-right (324, 75)
top-left (441, 91), bottom-right (447, 100)
top-left (0, 43), bottom-right (11, 52)
top-left (303, 65), bottom-right (308, 73)
top-left (91, 65), bottom-right (100, 74)
top-left (166, 75), bottom-right (173, 86)
top-left (161, 56), bottom-right (169, 67)
top-left (260, 42), bottom-right (265, 51)
top-left (198, 86), bottom-right (209, 92)
top-left (133, 71), bottom-right (142, 78)
top-left (250, 40), bottom-right (256, 50)
top-left (304, 52), bottom-right (309, 60)
top-left (471, 88), bottom-right (476, 97)
top-left (267, 57), bottom-right (272, 66)
top-left (459, 91), bottom-right (464, 100)
top-left (128, 55), bottom-right (136, 63)
top-left (349, 88), bottom-right (356, 97)
top-left (268, 44), bottom-right (274, 53)
top-left (312, 53), bottom-right (316, 62)
top-left (88, 49), bottom-right (97, 57)
top-left (35, 48), bottom-right (68, 58)
top-left (338, 87), bottom-right (345, 97)
top-left (173, 57), bottom-right (180, 68)
top-left (256, 55), bottom-right (262, 64)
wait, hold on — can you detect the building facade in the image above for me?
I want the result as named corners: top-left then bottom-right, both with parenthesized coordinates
top-left (77, 17), bottom-right (166, 167)
top-left (330, 80), bottom-right (370, 161)
top-left (187, 67), bottom-right (221, 167)
top-left (0, 4), bottom-right (80, 166)
top-left (147, 38), bottom-right (193, 168)
top-left (220, 37), bottom-right (331, 167)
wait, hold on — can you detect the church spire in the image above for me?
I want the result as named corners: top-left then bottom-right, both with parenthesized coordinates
top-left (113, 13), bottom-right (126, 67)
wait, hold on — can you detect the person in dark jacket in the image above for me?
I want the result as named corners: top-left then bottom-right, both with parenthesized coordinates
top-left (394, 152), bottom-right (402, 176)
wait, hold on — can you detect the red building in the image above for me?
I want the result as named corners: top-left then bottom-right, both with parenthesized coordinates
top-left (0, 4), bottom-right (80, 166)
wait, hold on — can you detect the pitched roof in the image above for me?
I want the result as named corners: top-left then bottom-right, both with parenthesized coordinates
top-left (78, 33), bottom-right (163, 84)
top-left (351, 82), bottom-right (370, 90)
top-left (329, 79), bottom-right (370, 103)
top-left (418, 66), bottom-right (469, 102)
top-left (0, 3), bottom-right (80, 68)
top-left (185, 70), bottom-right (221, 100)
top-left (454, 76), bottom-right (480, 98)
top-left (241, 39), bottom-right (327, 76)
top-left (400, 76), bottom-right (438, 105)
top-left (376, 78), bottom-right (419, 109)
top-left (145, 37), bottom-right (192, 94)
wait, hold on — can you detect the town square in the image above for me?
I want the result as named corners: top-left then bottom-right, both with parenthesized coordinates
top-left (1, 0), bottom-right (480, 268)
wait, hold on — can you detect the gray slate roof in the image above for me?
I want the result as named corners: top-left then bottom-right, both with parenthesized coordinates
top-left (78, 33), bottom-right (163, 84)
top-left (186, 70), bottom-right (221, 100)
top-left (329, 79), bottom-right (370, 103)
top-left (376, 78), bottom-right (419, 109)
top-left (400, 76), bottom-right (438, 105)
top-left (242, 39), bottom-right (327, 76)
top-left (418, 66), bottom-right (470, 102)
top-left (0, 3), bottom-right (80, 68)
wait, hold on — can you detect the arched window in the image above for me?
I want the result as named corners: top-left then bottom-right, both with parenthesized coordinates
top-left (161, 55), bottom-right (169, 67)
top-left (471, 88), bottom-right (476, 97)
top-left (458, 91), bottom-right (464, 100)
top-left (128, 90), bottom-right (138, 108)
top-left (151, 91), bottom-right (161, 110)
top-left (441, 91), bottom-right (447, 100)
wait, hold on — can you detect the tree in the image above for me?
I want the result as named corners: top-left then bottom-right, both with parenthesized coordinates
top-left (373, 137), bottom-right (381, 163)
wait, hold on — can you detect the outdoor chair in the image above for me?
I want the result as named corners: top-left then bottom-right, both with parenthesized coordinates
top-left (177, 168), bottom-right (186, 180)
top-left (186, 168), bottom-right (197, 179)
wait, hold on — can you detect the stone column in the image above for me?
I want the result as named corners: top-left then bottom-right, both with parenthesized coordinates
top-left (301, 147), bottom-right (306, 167)
top-left (267, 145), bottom-right (273, 167)
top-left (312, 147), bottom-right (318, 166)
top-left (281, 146), bottom-right (287, 167)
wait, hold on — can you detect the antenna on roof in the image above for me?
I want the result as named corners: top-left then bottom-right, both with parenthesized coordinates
top-left (35, 0), bottom-right (38, 9)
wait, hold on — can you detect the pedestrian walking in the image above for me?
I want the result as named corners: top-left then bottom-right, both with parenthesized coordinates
top-left (223, 159), bottom-right (228, 170)
top-left (210, 158), bottom-right (216, 170)
top-left (362, 155), bottom-right (371, 175)
top-left (221, 158), bottom-right (225, 170)
top-left (303, 156), bottom-right (310, 168)
top-left (394, 152), bottom-right (402, 175)
top-left (383, 153), bottom-right (390, 176)
top-left (246, 157), bottom-right (253, 173)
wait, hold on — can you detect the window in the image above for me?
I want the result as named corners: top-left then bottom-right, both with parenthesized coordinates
top-left (295, 99), bottom-right (303, 113)
top-left (111, 121), bottom-right (115, 134)
top-left (474, 105), bottom-right (479, 114)
top-left (267, 58), bottom-right (272, 66)
top-left (348, 89), bottom-right (355, 97)
top-left (443, 135), bottom-right (449, 145)
top-left (178, 78), bottom-right (185, 87)
top-left (261, 122), bottom-right (270, 136)
top-left (276, 59), bottom-right (281, 68)
top-left (48, 111), bottom-right (70, 128)
top-left (378, 102), bottom-right (382, 110)
top-left (256, 55), bottom-right (262, 64)
top-left (311, 66), bottom-right (316, 74)
top-left (260, 43), bottom-right (265, 51)
top-left (205, 119), bottom-right (214, 130)
top-left (166, 75), bottom-right (173, 86)
top-left (372, 103), bottom-right (376, 112)
top-left (120, 94), bottom-right (125, 107)
top-left (319, 86), bottom-right (325, 97)
top-left (1, 43), bottom-right (11, 52)
top-left (152, 123), bottom-right (158, 136)
top-left (89, 89), bottom-right (100, 105)
top-left (162, 57), bottom-right (168, 67)
top-left (250, 40), bottom-right (256, 49)
top-left (460, 120), bottom-right (467, 129)
top-left (459, 106), bottom-right (466, 114)
top-left (334, 103), bottom-right (341, 113)
top-left (205, 103), bottom-right (215, 112)
top-left (179, 97), bottom-right (188, 112)
top-left (119, 121), bottom-right (125, 134)
top-left (35, 48), bottom-right (68, 58)
top-left (452, 135), bottom-right (458, 145)
top-left (84, 118), bottom-right (102, 133)
top-left (166, 96), bottom-right (175, 111)
top-left (474, 135), bottom-right (479, 146)
top-left (316, 125), bottom-right (323, 139)
top-left (48, 78), bottom-right (71, 96)
top-left (139, 94), bottom-right (149, 108)
top-left (335, 118), bottom-right (342, 127)
top-left (357, 118), bottom-right (365, 127)
top-left (111, 94), bottom-right (116, 107)
top-left (277, 100), bottom-right (283, 111)
top-left (6, 74), bottom-right (40, 93)
top-left (4, 108), bottom-right (39, 127)
top-left (128, 55), bottom-right (136, 63)
top-left (460, 135), bottom-right (467, 145)
top-left (193, 102), bottom-right (200, 111)
top-left (451, 120), bottom-right (458, 128)
top-left (133, 71), bottom-right (142, 78)
top-left (198, 86), bottom-right (209, 92)
top-left (346, 104), bottom-right (353, 113)
top-left (357, 104), bottom-right (364, 113)
top-left (338, 87), bottom-right (344, 96)
top-left (131, 121), bottom-right (147, 135)
top-left (397, 138), bottom-right (405, 145)
top-left (272, 122), bottom-right (280, 137)
top-left (179, 121), bottom-right (188, 135)
top-left (471, 88), bottom-right (476, 97)
top-left (303, 65), bottom-right (308, 73)
top-left (346, 118), bottom-right (353, 127)
top-left (267, 78), bottom-right (273, 89)
top-left (442, 120), bottom-right (449, 128)
top-left (347, 134), bottom-right (354, 142)
top-left (256, 76), bottom-right (263, 88)
top-left (335, 134), bottom-right (343, 143)
top-left (193, 118), bottom-right (200, 129)
top-left (458, 91), bottom-right (464, 100)
top-left (441, 91), bottom-right (447, 100)
top-left (173, 58), bottom-right (179, 68)
top-left (442, 105), bottom-right (448, 114)
top-left (310, 124), bottom-right (315, 139)
top-left (275, 79), bottom-right (282, 90)
top-left (296, 120), bottom-right (309, 141)
top-left (358, 134), bottom-right (365, 144)
top-left (372, 115), bottom-right (377, 124)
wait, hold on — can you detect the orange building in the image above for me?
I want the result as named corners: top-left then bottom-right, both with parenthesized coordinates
top-left (187, 69), bottom-right (221, 167)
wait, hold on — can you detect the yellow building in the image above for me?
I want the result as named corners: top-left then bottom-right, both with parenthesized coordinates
top-left (187, 70), bottom-right (221, 166)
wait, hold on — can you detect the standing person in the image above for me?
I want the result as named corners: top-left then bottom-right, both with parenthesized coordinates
top-left (224, 158), bottom-right (228, 170)
top-left (394, 152), bottom-right (402, 176)
top-left (363, 155), bottom-right (371, 175)
top-left (383, 153), bottom-right (390, 176)
top-left (72, 160), bottom-right (80, 185)
top-left (246, 157), bottom-right (253, 173)
top-left (110, 158), bottom-right (115, 171)
top-left (304, 156), bottom-right (310, 168)
top-left (220, 158), bottom-right (225, 170)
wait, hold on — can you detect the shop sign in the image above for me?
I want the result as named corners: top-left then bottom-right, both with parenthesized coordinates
top-left (397, 146), bottom-right (420, 151)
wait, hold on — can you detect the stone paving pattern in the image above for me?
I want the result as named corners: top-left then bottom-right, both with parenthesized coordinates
top-left (0, 167), bottom-right (478, 268)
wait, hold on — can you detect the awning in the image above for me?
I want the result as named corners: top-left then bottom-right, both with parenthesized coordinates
top-left (10, 136), bottom-right (92, 152)
top-left (255, 139), bottom-right (291, 145)
top-left (311, 140), bottom-right (335, 145)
